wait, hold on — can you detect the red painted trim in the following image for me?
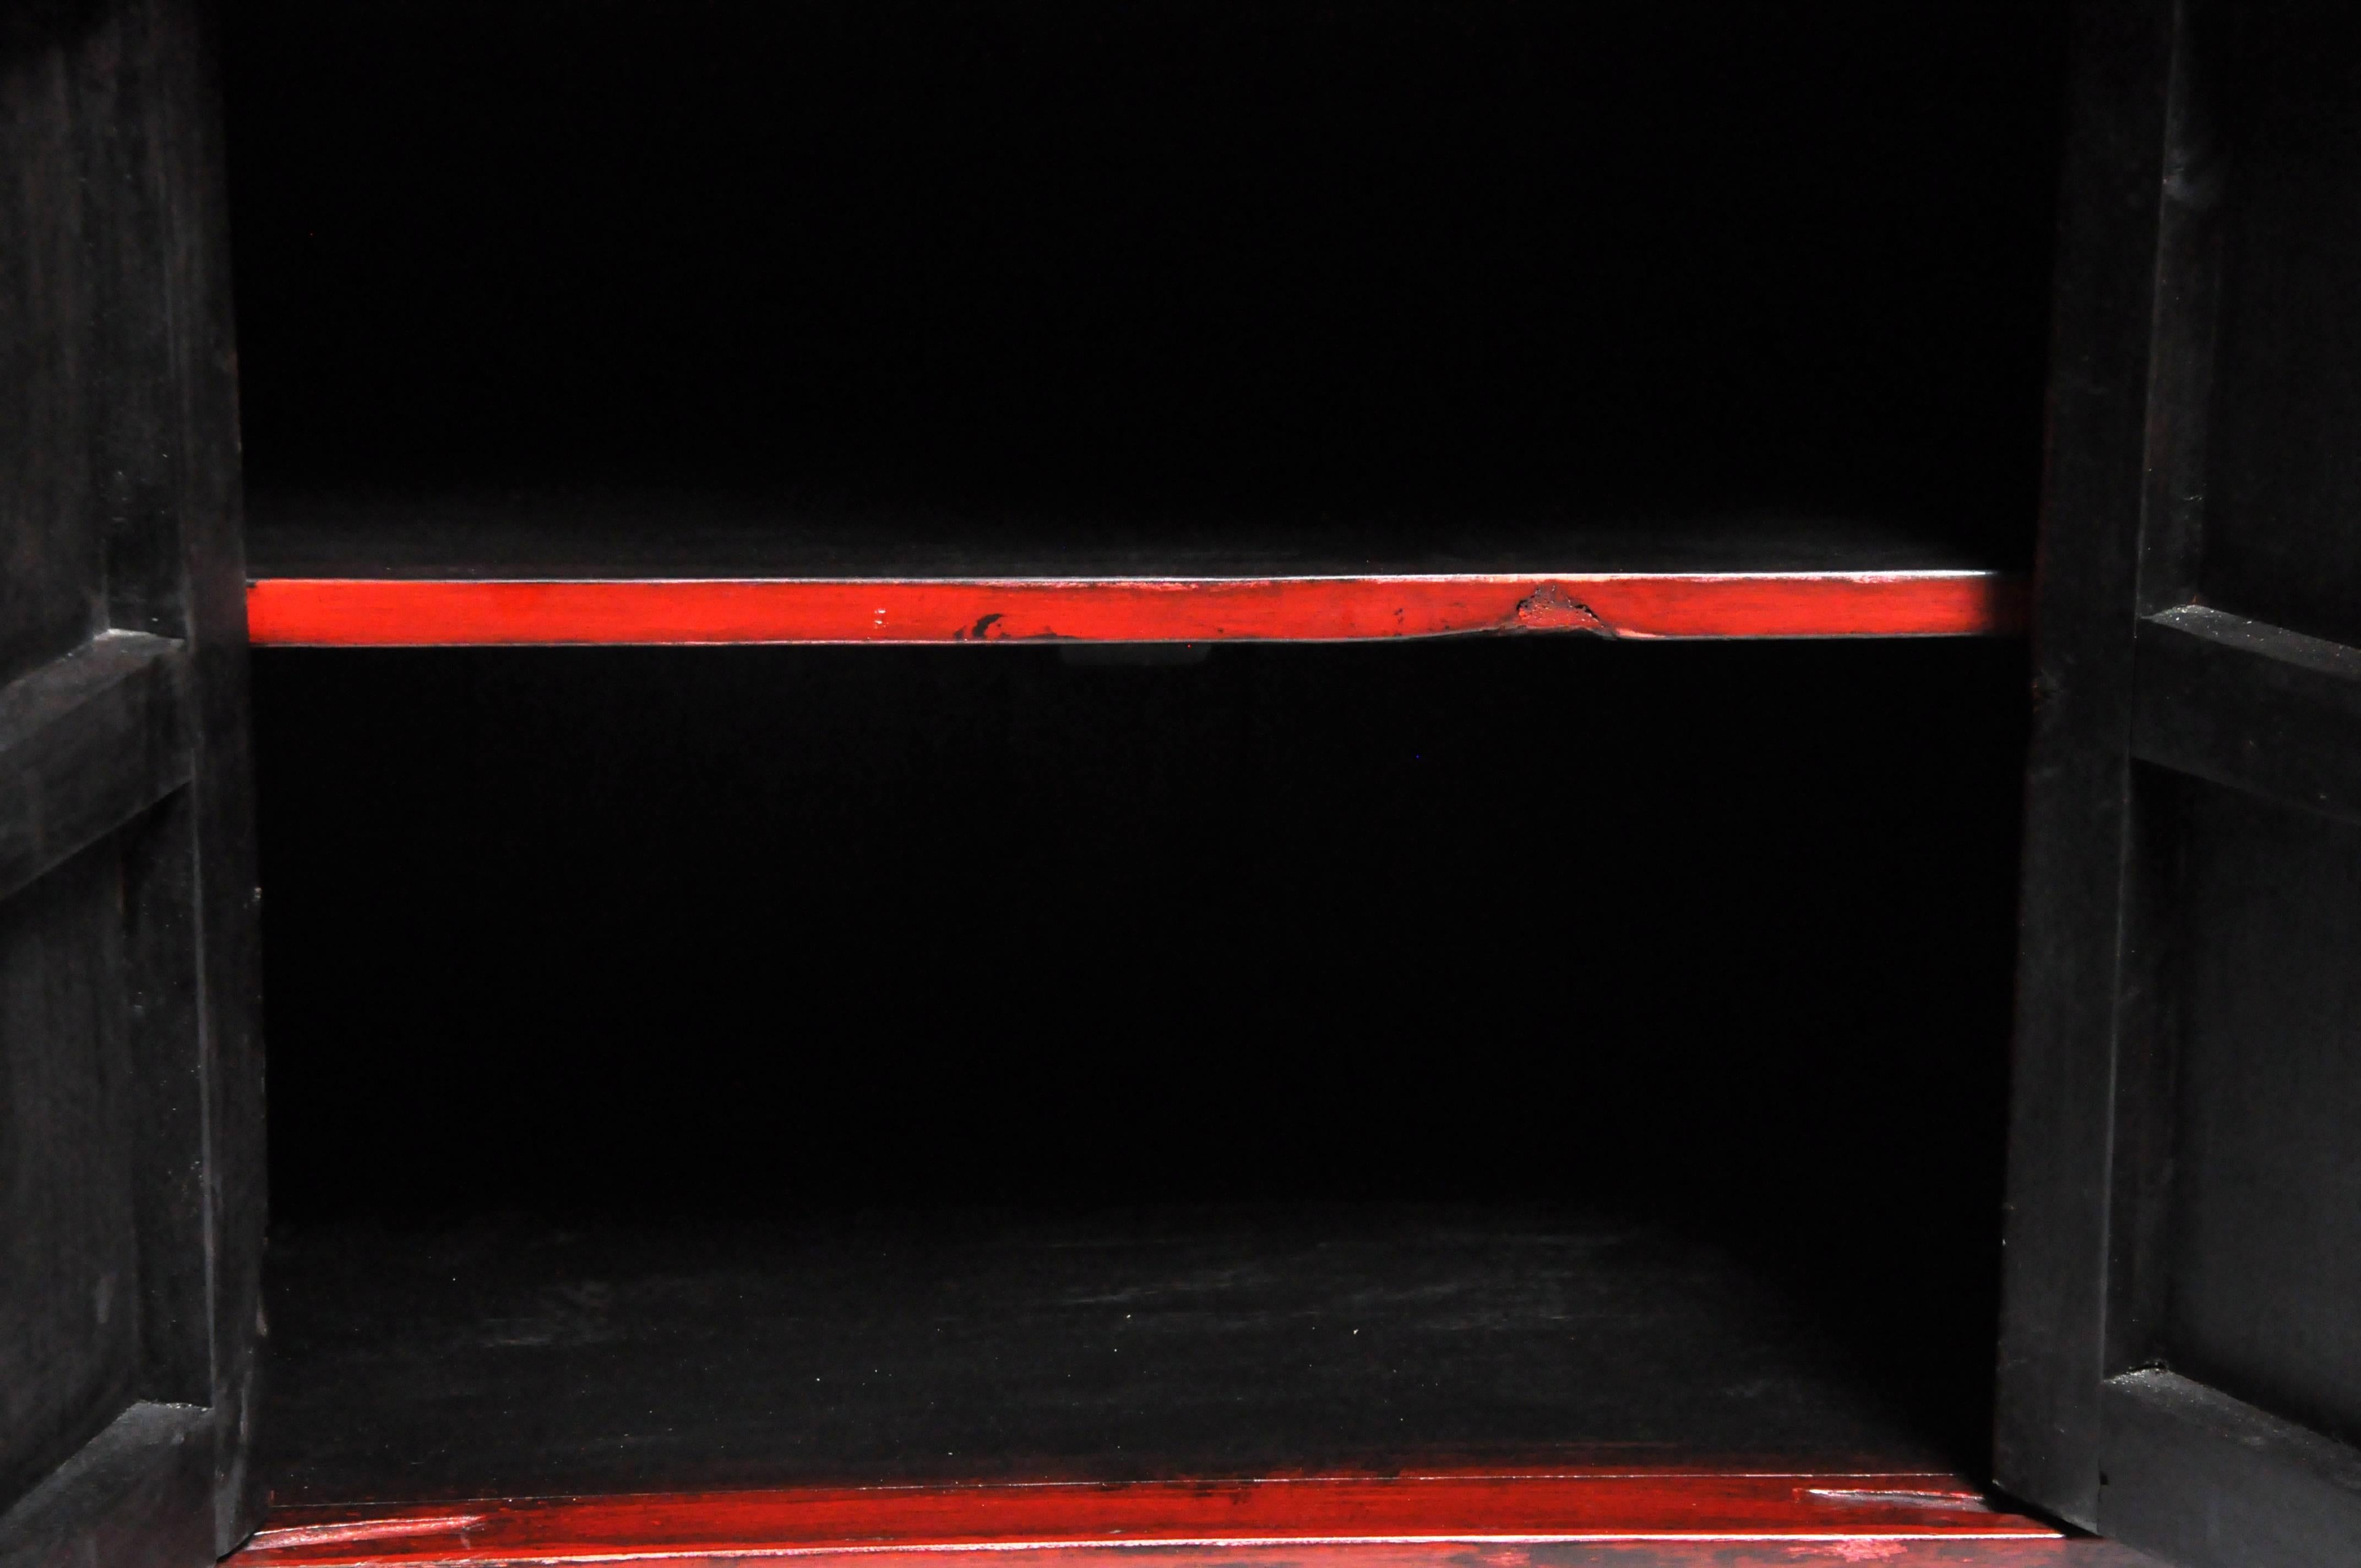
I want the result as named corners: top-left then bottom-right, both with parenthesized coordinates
top-left (235, 1473), bottom-right (2058, 1566)
top-left (243, 573), bottom-right (2027, 646)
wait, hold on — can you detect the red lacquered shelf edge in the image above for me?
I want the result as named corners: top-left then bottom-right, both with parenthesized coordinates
top-left (234, 1472), bottom-right (2059, 1567)
top-left (242, 572), bottom-right (2028, 647)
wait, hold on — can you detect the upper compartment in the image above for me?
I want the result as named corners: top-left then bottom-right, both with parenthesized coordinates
top-left (223, 1), bottom-right (2066, 643)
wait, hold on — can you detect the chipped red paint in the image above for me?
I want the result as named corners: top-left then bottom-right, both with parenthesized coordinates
top-left (243, 572), bottom-right (2027, 646)
top-left (233, 1472), bottom-right (2059, 1567)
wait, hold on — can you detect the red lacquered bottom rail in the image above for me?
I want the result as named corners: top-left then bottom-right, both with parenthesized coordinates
top-left (236, 1472), bottom-right (2060, 1567)
top-left (243, 572), bottom-right (2027, 646)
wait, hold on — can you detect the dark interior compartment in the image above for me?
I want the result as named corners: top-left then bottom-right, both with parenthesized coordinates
top-left (259, 1209), bottom-right (1974, 1506)
top-left (222, 1), bottom-right (2064, 565)
top-left (251, 638), bottom-right (2030, 1503)
top-left (228, 0), bottom-right (2054, 1520)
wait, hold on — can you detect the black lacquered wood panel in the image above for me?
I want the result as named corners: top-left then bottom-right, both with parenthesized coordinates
top-left (0, 634), bottom-right (190, 904)
top-left (2100, 1373), bottom-right (2361, 1568)
top-left (1999, 4), bottom-right (2361, 1564)
top-left (2131, 606), bottom-right (2361, 825)
top-left (0, 0), bottom-right (264, 1559)
top-left (2196, 6), bottom-right (2361, 649)
top-left (2161, 781), bottom-right (2361, 1449)
top-left (0, 848), bottom-right (140, 1511)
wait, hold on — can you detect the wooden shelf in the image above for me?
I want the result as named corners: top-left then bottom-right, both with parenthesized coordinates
top-left (238, 1474), bottom-right (2060, 1567)
top-left (244, 491), bottom-right (2027, 647)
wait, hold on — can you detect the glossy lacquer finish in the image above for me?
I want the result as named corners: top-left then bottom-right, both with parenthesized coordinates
top-left (236, 1472), bottom-right (2059, 1568)
top-left (244, 572), bottom-right (2022, 646)
top-left (241, 499), bottom-right (2028, 646)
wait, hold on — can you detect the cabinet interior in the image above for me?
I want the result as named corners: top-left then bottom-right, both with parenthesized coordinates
top-left (229, 0), bottom-right (2059, 1527)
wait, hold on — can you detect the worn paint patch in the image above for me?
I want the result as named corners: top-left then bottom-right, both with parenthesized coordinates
top-left (1512, 584), bottom-right (1613, 635)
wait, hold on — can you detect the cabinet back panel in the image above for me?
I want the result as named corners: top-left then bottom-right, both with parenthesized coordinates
top-left (254, 639), bottom-right (2028, 1219)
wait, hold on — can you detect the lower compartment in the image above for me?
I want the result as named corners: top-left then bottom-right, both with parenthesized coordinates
top-left (243, 641), bottom-right (2058, 1562)
top-left (261, 1205), bottom-right (1992, 1502)
top-left (249, 1205), bottom-right (2074, 1562)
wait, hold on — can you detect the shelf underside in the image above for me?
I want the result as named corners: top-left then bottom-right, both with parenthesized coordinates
top-left (244, 494), bottom-right (2027, 646)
